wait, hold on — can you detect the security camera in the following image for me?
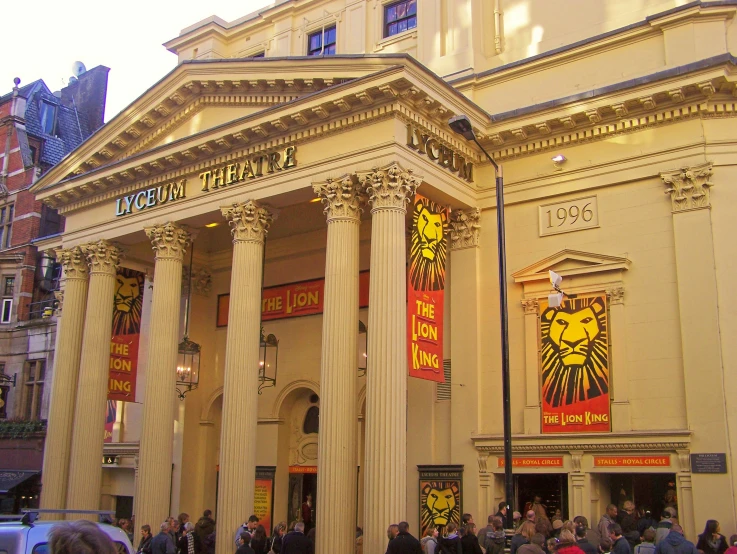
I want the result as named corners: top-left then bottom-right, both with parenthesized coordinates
top-left (549, 270), bottom-right (563, 288)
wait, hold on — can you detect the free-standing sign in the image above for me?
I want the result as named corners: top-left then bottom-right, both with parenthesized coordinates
top-left (690, 453), bottom-right (727, 474)
top-left (540, 293), bottom-right (611, 433)
top-left (407, 194), bottom-right (448, 383)
top-left (418, 465), bottom-right (463, 538)
top-left (255, 466), bottom-right (276, 536)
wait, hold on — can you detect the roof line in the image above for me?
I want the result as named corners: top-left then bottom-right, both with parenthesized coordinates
top-left (489, 53), bottom-right (737, 123)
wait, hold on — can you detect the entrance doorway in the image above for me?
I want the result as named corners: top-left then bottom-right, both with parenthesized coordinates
top-left (515, 474), bottom-right (569, 519)
top-left (288, 469), bottom-right (317, 532)
top-left (608, 473), bottom-right (677, 517)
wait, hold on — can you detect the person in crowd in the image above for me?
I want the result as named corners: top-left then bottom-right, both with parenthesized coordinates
top-left (302, 494), bottom-right (314, 534)
top-left (235, 516), bottom-right (260, 547)
top-left (439, 522), bottom-right (462, 554)
top-left (195, 510), bottom-right (216, 546)
top-left (574, 516), bottom-right (601, 549)
top-left (48, 520), bottom-right (118, 554)
top-left (496, 502), bottom-right (508, 520)
top-left (513, 513), bottom-right (523, 528)
top-left (460, 514), bottom-right (474, 536)
top-left (306, 527), bottom-right (316, 549)
top-left (725, 535), bottom-right (737, 554)
top-left (166, 517), bottom-right (179, 545)
top-left (599, 506), bottom-right (619, 544)
top-left (356, 527), bottom-right (364, 554)
top-left (270, 522), bottom-right (288, 554)
top-left (117, 518), bottom-right (134, 544)
top-left (537, 518), bottom-right (553, 540)
top-left (249, 524), bottom-right (268, 554)
top-left (421, 526), bottom-right (438, 554)
top-left (635, 528), bottom-right (656, 554)
top-left (655, 510), bottom-right (676, 546)
top-left (654, 525), bottom-right (697, 554)
top-left (531, 496), bottom-right (549, 523)
top-left (664, 489), bottom-right (678, 511)
top-left (178, 522), bottom-right (202, 554)
top-left (548, 537), bottom-right (559, 554)
top-left (388, 524), bottom-right (400, 543)
top-left (599, 537), bottom-right (612, 554)
top-left (177, 513), bottom-right (190, 542)
top-left (479, 515), bottom-right (506, 554)
top-left (138, 524), bottom-right (153, 554)
top-left (520, 533), bottom-right (547, 554)
top-left (460, 522), bottom-right (483, 554)
top-left (282, 521), bottom-right (313, 554)
top-left (553, 521), bottom-right (565, 537)
top-left (697, 521), bottom-right (729, 554)
top-left (576, 525), bottom-right (598, 554)
top-left (558, 529), bottom-right (588, 554)
top-left (619, 503), bottom-right (637, 534)
top-left (609, 524), bottom-right (632, 554)
top-left (202, 530), bottom-right (216, 554)
top-left (528, 511), bottom-right (538, 524)
top-left (236, 532), bottom-right (255, 554)
top-left (553, 510), bottom-right (564, 523)
top-left (637, 511), bottom-right (657, 536)
top-left (512, 521), bottom-right (538, 554)
top-left (151, 521), bottom-right (176, 554)
top-left (386, 521), bottom-right (422, 554)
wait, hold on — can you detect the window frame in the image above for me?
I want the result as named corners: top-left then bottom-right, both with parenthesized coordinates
top-left (20, 360), bottom-right (45, 421)
top-left (0, 203), bottom-right (14, 249)
top-left (0, 298), bottom-right (12, 324)
top-left (39, 100), bottom-right (58, 136)
top-left (383, 0), bottom-right (417, 38)
top-left (307, 25), bottom-right (337, 56)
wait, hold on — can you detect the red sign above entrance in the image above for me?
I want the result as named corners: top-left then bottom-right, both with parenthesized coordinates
top-left (289, 465), bottom-right (318, 474)
top-left (497, 457), bottom-right (564, 468)
top-left (593, 456), bottom-right (670, 467)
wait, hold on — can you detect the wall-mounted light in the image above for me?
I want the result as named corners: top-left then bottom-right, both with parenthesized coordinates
top-left (205, 222), bottom-right (219, 228)
top-left (552, 154), bottom-right (567, 171)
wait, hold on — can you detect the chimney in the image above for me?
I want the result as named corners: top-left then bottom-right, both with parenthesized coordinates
top-left (60, 65), bottom-right (110, 133)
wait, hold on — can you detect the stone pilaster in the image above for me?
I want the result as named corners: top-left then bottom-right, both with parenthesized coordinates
top-left (359, 163), bottom-right (420, 554)
top-left (216, 201), bottom-right (272, 554)
top-left (134, 222), bottom-right (191, 542)
top-left (66, 240), bottom-right (122, 517)
top-left (312, 175), bottom-right (364, 554)
top-left (40, 247), bottom-right (89, 517)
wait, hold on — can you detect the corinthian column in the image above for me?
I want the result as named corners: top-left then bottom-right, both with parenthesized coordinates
top-left (40, 247), bottom-right (89, 517)
top-left (313, 175), bottom-right (364, 554)
top-left (215, 201), bottom-right (272, 554)
top-left (66, 240), bottom-right (122, 517)
top-left (358, 163), bottom-right (421, 554)
top-left (134, 222), bottom-right (191, 538)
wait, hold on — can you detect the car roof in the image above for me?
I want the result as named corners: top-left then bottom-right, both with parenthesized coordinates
top-left (0, 521), bottom-right (133, 553)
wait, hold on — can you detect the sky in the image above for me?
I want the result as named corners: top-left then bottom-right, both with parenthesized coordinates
top-left (2, 0), bottom-right (274, 121)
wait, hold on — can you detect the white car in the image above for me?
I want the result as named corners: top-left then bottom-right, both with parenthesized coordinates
top-left (0, 512), bottom-right (134, 554)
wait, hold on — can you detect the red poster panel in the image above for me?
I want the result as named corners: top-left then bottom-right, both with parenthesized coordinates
top-left (108, 268), bottom-right (145, 402)
top-left (408, 195), bottom-right (448, 383)
top-left (217, 272), bottom-right (370, 327)
top-left (540, 294), bottom-right (611, 433)
top-left (254, 466), bottom-right (275, 536)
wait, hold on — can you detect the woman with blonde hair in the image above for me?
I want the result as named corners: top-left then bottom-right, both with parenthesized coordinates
top-left (512, 521), bottom-right (537, 554)
top-left (555, 529), bottom-right (586, 554)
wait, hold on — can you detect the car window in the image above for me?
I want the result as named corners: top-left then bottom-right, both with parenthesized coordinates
top-left (31, 544), bottom-right (48, 554)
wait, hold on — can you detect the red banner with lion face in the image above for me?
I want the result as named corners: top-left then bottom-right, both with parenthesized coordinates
top-left (407, 194), bottom-right (448, 383)
top-left (108, 268), bottom-right (145, 402)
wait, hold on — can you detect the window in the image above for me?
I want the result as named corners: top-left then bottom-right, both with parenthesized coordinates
top-left (20, 360), bottom-right (45, 420)
top-left (4, 277), bottom-right (14, 297)
top-left (0, 204), bottom-right (13, 249)
top-left (384, 0), bottom-right (417, 37)
top-left (303, 406), bottom-right (319, 434)
top-left (39, 101), bottom-right (57, 135)
top-left (308, 26), bottom-right (336, 56)
top-left (0, 299), bottom-right (11, 323)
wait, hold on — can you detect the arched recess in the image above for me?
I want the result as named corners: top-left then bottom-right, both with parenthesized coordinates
top-left (271, 379), bottom-right (320, 419)
top-left (201, 385), bottom-right (224, 423)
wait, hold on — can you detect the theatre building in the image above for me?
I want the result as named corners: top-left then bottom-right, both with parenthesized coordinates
top-left (31, 1), bottom-right (737, 553)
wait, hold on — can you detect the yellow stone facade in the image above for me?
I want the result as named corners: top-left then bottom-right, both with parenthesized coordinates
top-left (33, 0), bottom-right (737, 552)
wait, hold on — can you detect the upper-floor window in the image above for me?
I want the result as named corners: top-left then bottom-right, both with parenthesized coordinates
top-left (308, 26), bottom-right (336, 56)
top-left (20, 360), bottom-right (45, 420)
top-left (251, 52), bottom-right (265, 58)
top-left (39, 101), bottom-right (57, 135)
top-left (0, 204), bottom-right (13, 249)
top-left (384, 0), bottom-right (417, 38)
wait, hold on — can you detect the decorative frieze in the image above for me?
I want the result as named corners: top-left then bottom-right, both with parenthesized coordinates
top-left (80, 240), bottom-right (123, 276)
top-left (221, 200), bottom-right (273, 244)
top-left (449, 208), bottom-right (481, 250)
top-left (660, 162), bottom-right (714, 212)
top-left (145, 222), bottom-right (191, 262)
top-left (312, 174), bottom-right (365, 222)
top-left (359, 162), bottom-right (422, 212)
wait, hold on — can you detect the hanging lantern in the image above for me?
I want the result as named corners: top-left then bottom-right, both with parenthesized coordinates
top-left (258, 328), bottom-right (279, 394)
top-left (176, 243), bottom-right (202, 399)
top-left (358, 320), bottom-right (368, 375)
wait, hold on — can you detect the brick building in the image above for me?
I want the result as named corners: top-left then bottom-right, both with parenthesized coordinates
top-left (0, 65), bottom-right (108, 513)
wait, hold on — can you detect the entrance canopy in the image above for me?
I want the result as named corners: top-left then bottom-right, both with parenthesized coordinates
top-left (0, 471), bottom-right (38, 494)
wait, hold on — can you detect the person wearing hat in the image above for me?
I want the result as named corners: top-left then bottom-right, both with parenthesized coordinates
top-left (553, 520), bottom-right (565, 537)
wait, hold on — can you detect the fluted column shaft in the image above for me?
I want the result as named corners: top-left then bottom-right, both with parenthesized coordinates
top-left (360, 164), bottom-right (420, 554)
top-left (215, 201), bottom-right (272, 554)
top-left (40, 248), bottom-right (89, 517)
top-left (313, 176), bottom-right (363, 554)
top-left (66, 240), bottom-right (122, 517)
top-left (134, 223), bottom-right (191, 539)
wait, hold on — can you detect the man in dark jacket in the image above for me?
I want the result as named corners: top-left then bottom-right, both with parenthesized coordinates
top-left (610, 524), bottom-right (633, 554)
top-left (479, 516), bottom-right (506, 554)
top-left (387, 521), bottom-right (422, 554)
top-left (282, 522), bottom-right (314, 554)
top-left (151, 521), bottom-right (176, 554)
top-left (654, 525), bottom-right (698, 554)
top-left (576, 525), bottom-right (598, 554)
top-left (195, 510), bottom-right (216, 545)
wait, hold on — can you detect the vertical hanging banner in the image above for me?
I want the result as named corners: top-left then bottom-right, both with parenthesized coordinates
top-left (540, 293), bottom-right (611, 433)
top-left (108, 268), bottom-right (145, 402)
top-left (255, 466), bottom-right (276, 536)
top-left (408, 194), bottom-right (448, 382)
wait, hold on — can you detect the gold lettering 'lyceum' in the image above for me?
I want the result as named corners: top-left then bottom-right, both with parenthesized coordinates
top-left (115, 179), bottom-right (186, 217)
top-left (199, 145), bottom-right (297, 192)
top-left (406, 124), bottom-right (473, 182)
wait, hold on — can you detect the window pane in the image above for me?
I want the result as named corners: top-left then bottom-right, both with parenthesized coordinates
top-left (4, 277), bottom-right (14, 296)
top-left (35, 383), bottom-right (44, 419)
top-left (397, 3), bottom-right (407, 18)
top-left (5, 224), bottom-right (11, 248)
top-left (324, 45), bottom-right (336, 55)
top-left (0, 207), bottom-right (5, 224)
top-left (408, 15), bottom-right (417, 29)
top-left (24, 384), bottom-right (33, 420)
top-left (325, 27), bottom-right (336, 45)
top-left (37, 362), bottom-right (45, 381)
top-left (309, 34), bottom-right (321, 51)
top-left (2, 299), bottom-right (11, 322)
top-left (408, 0), bottom-right (417, 15)
top-left (387, 6), bottom-right (397, 22)
top-left (388, 22), bottom-right (398, 36)
top-left (398, 19), bottom-right (408, 32)
top-left (8, 205), bottom-right (13, 220)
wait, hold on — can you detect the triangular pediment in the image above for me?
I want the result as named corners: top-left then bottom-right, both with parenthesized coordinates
top-left (512, 249), bottom-right (630, 283)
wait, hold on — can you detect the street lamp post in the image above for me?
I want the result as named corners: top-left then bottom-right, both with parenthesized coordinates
top-left (449, 114), bottom-right (514, 529)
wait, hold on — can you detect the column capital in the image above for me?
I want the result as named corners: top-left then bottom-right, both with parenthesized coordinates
top-left (221, 200), bottom-right (273, 244)
top-left (660, 162), bottom-right (714, 212)
top-left (450, 208), bottom-right (481, 250)
top-left (80, 240), bottom-right (123, 276)
top-left (312, 174), bottom-right (365, 222)
top-left (55, 246), bottom-right (89, 280)
top-left (521, 298), bottom-right (539, 314)
top-left (607, 287), bottom-right (625, 305)
top-left (358, 162), bottom-right (422, 213)
top-left (145, 222), bottom-right (191, 262)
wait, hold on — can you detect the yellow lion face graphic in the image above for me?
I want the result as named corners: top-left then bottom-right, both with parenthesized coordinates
top-left (410, 198), bottom-right (448, 291)
top-left (541, 295), bottom-right (609, 408)
top-left (112, 268), bottom-right (144, 336)
top-left (420, 481), bottom-right (460, 536)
